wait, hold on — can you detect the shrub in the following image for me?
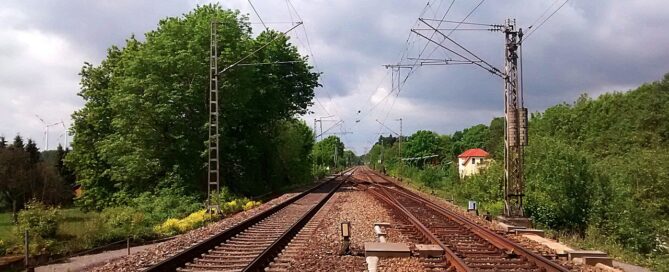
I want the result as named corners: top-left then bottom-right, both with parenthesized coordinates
top-left (17, 201), bottom-right (60, 239)
top-left (15, 200), bottom-right (61, 254)
top-left (418, 166), bottom-right (442, 188)
top-left (221, 199), bottom-right (244, 214)
top-left (243, 200), bottom-right (262, 211)
top-left (99, 206), bottom-right (151, 240)
top-left (0, 240), bottom-right (6, 255)
top-left (312, 164), bottom-right (329, 179)
top-left (132, 188), bottom-right (201, 225)
top-left (154, 209), bottom-right (219, 236)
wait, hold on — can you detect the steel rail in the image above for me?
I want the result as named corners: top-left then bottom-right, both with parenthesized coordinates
top-left (365, 181), bottom-right (471, 272)
top-left (145, 171), bottom-right (350, 272)
top-left (243, 169), bottom-right (354, 271)
top-left (368, 169), bottom-right (569, 272)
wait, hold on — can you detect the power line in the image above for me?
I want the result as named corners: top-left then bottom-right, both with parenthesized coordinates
top-left (247, 0), bottom-right (268, 31)
top-left (523, 0), bottom-right (569, 42)
top-left (417, 18), bottom-right (502, 76)
top-left (219, 22), bottom-right (303, 74)
top-left (286, 0), bottom-right (345, 122)
top-left (528, 0), bottom-right (560, 30)
top-left (420, 18), bottom-right (497, 27)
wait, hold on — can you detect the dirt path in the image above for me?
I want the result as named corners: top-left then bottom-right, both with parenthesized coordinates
top-left (35, 244), bottom-right (157, 272)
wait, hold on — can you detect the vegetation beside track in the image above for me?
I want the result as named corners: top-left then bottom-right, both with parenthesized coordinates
top-left (365, 74), bottom-right (669, 271)
top-left (0, 4), bottom-right (350, 259)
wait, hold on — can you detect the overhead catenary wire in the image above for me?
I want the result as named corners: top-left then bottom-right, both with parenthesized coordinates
top-left (417, 18), bottom-right (502, 76)
top-left (420, 18), bottom-right (497, 27)
top-left (527, 0), bottom-right (561, 31)
top-left (285, 0), bottom-right (346, 123)
top-left (368, 0), bottom-right (458, 136)
top-left (219, 22), bottom-right (302, 74)
top-left (522, 0), bottom-right (569, 42)
top-left (370, 0), bottom-right (489, 153)
top-left (248, 0), bottom-right (268, 31)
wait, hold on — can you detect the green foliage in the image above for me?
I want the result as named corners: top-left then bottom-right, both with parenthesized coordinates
top-left (524, 137), bottom-right (594, 233)
top-left (417, 166), bottom-right (443, 188)
top-left (67, 4), bottom-right (320, 208)
top-left (404, 130), bottom-right (442, 160)
top-left (312, 136), bottom-right (345, 169)
top-left (16, 201), bottom-right (61, 254)
top-left (312, 164), bottom-right (330, 179)
top-left (366, 73), bottom-right (669, 269)
top-left (154, 209), bottom-right (216, 236)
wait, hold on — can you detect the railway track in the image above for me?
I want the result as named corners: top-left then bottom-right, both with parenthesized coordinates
top-left (359, 167), bottom-right (569, 272)
top-left (146, 169), bottom-right (353, 272)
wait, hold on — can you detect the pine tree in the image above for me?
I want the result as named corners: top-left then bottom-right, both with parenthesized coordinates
top-left (11, 135), bottom-right (24, 149)
top-left (25, 139), bottom-right (40, 164)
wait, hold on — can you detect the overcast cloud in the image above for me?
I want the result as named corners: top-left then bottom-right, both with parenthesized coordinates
top-left (1, 0), bottom-right (668, 154)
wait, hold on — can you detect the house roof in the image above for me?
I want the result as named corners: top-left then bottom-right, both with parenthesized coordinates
top-left (458, 148), bottom-right (489, 158)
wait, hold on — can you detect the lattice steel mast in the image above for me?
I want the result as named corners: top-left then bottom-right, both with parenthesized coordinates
top-left (207, 20), bottom-right (221, 213)
top-left (502, 19), bottom-right (528, 218)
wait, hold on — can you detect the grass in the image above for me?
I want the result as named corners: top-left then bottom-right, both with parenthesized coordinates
top-left (0, 212), bottom-right (14, 241)
top-left (0, 208), bottom-right (104, 255)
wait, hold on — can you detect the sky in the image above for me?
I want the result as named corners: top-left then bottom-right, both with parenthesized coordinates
top-left (1, 0), bottom-right (668, 155)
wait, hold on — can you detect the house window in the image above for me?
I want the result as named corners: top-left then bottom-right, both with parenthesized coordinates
top-left (472, 158), bottom-right (476, 164)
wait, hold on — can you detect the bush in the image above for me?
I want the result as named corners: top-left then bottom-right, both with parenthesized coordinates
top-left (154, 209), bottom-right (218, 236)
top-left (418, 166), bottom-right (442, 188)
top-left (312, 164), bottom-right (330, 179)
top-left (15, 200), bottom-right (61, 254)
top-left (131, 187), bottom-right (201, 225)
top-left (0, 239), bottom-right (6, 255)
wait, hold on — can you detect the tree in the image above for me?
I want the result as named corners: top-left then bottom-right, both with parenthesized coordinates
top-left (404, 130), bottom-right (442, 160)
top-left (11, 135), bottom-right (24, 150)
top-left (0, 136), bottom-right (7, 149)
top-left (25, 139), bottom-right (40, 164)
top-left (55, 145), bottom-right (76, 185)
top-left (312, 136), bottom-right (345, 169)
top-left (0, 146), bottom-right (32, 221)
top-left (67, 5), bottom-right (320, 208)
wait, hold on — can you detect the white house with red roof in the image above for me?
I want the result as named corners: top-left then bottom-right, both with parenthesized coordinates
top-left (458, 148), bottom-right (490, 178)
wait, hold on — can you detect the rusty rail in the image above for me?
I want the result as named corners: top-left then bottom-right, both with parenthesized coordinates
top-left (363, 168), bottom-right (569, 272)
top-left (145, 170), bottom-right (352, 272)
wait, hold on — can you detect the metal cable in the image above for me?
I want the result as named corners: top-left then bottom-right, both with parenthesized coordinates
top-left (523, 0), bottom-right (569, 42)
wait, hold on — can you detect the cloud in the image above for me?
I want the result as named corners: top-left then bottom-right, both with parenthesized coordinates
top-left (1, 0), bottom-right (669, 155)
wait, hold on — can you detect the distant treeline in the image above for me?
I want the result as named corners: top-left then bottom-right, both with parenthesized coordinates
top-left (0, 136), bottom-right (74, 219)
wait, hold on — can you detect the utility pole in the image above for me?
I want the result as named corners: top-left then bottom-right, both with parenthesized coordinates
top-left (501, 19), bottom-right (528, 222)
top-left (204, 20), bottom-right (303, 214)
top-left (207, 20), bottom-right (221, 214)
top-left (396, 118), bottom-right (403, 180)
top-left (334, 145), bottom-right (338, 170)
top-left (409, 17), bottom-right (530, 226)
top-left (314, 115), bottom-right (335, 141)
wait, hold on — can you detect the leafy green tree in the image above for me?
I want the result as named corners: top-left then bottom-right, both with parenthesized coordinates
top-left (524, 136), bottom-right (593, 233)
top-left (0, 141), bottom-right (32, 220)
top-left (485, 117), bottom-right (504, 159)
top-left (67, 5), bottom-right (320, 209)
top-left (404, 130), bottom-right (442, 159)
top-left (312, 136), bottom-right (344, 169)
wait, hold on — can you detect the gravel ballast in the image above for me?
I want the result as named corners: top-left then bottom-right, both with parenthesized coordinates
top-left (87, 192), bottom-right (297, 272)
